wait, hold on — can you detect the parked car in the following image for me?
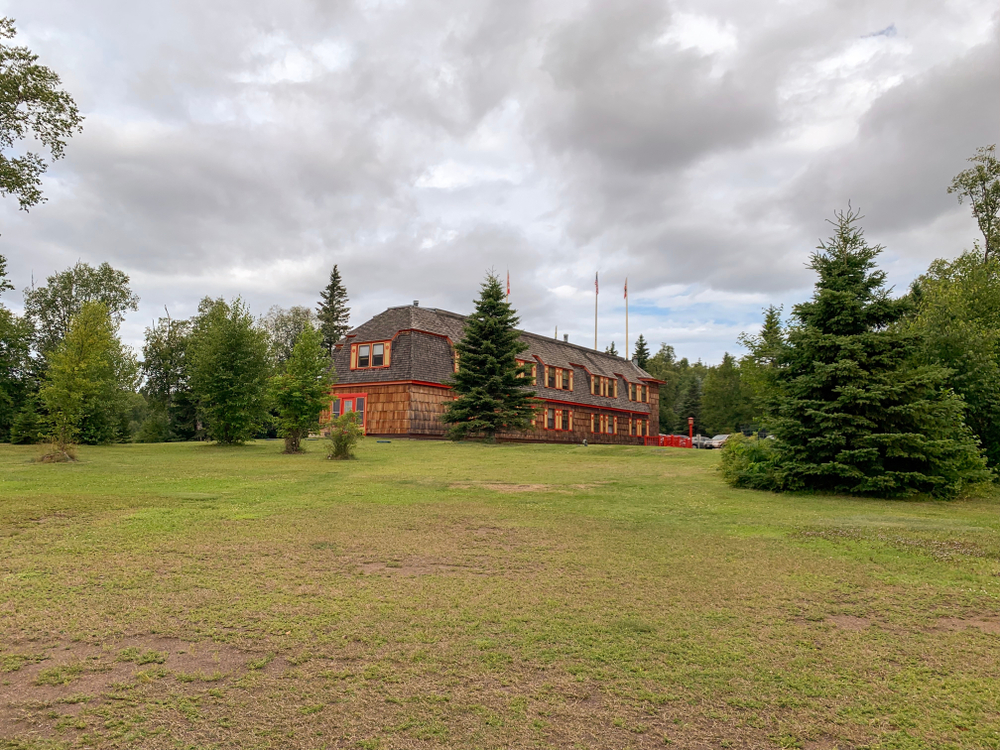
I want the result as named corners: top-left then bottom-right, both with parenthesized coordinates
top-left (705, 434), bottom-right (730, 449)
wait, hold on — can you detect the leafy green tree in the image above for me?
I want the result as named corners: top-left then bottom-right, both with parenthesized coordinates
top-left (317, 265), bottom-right (350, 354)
top-left (0, 253), bottom-right (10, 295)
top-left (24, 261), bottom-right (139, 356)
top-left (39, 302), bottom-right (137, 456)
top-left (701, 353), bottom-right (750, 434)
top-left (443, 272), bottom-right (535, 440)
top-left (269, 323), bottom-right (335, 453)
top-left (0, 253), bottom-right (34, 440)
top-left (949, 145), bottom-right (999, 261)
top-left (769, 208), bottom-right (989, 498)
top-left (632, 334), bottom-right (650, 369)
top-left (262, 305), bottom-right (319, 365)
top-left (141, 314), bottom-right (197, 441)
top-left (0, 18), bottom-right (83, 210)
top-left (188, 297), bottom-right (272, 445)
top-left (907, 251), bottom-right (1000, 468)
top-left (605, 341), bottom-right (619, 356)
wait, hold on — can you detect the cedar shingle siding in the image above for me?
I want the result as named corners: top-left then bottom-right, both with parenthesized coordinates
top-left (330, 305), bottom-right (660, 443)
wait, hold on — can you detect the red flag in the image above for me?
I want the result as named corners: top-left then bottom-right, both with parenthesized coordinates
top-left (595, 271), bottom-right (599, 294)
top-left (624, 277), bottom-right (628, 299)
top-left (506, 270), bottom-right (510, 297)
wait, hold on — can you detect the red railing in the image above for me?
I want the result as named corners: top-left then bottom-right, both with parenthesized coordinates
top-left (644, 434), bottom-right (692, 448)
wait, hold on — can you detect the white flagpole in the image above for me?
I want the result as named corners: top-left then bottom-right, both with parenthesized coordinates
top-left (625, 277), bottom-right (629, 359)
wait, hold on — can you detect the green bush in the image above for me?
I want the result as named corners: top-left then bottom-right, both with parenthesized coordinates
top-left (719, 433), bottom-right (783, 491)
top-left (135, 412), bottom-right (171, 443)
top-left (326, 412), bottom-right (363, 460)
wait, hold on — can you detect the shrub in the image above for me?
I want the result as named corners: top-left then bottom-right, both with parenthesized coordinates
top-left (326, 412), bottom-right (363, 460)
top-left (135, 412), bottom-right (170, 443)
top-left (719, 433), bottom-right (784, 491)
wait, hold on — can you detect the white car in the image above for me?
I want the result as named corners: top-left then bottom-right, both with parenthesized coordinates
top-left (705, 434), bottom-right (730, 449)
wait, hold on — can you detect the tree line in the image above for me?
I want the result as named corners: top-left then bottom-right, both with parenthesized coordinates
top-left (0, 260), bottom-right (351, 456)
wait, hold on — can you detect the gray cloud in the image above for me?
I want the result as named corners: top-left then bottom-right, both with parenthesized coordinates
top-left (0, 0), bottom-right (996, 363)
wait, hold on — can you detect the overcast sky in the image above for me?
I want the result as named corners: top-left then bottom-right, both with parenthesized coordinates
top-left (1, 0), bottom-right (997, 363)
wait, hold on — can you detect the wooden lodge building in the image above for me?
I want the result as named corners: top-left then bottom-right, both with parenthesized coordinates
top-left (329, 302), bottom-right (661, 444)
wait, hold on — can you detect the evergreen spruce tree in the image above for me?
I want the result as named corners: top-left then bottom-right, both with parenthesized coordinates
top-left (317, 265), bottom-right (350, 354)
top-left (632, 334), bottom-right (650, 369)
top-left (738, 305), bottom-right (786, 422)
top-left (677, 377), bottom-right (702, 435)
top-left (771, 208), bottom-right (989, 498)
top-left (442, 272), bottom-right (536, 441)
top-left (605, 341), bottom-right (619, 356)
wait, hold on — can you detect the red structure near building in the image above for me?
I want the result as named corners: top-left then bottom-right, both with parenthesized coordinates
top-left (327, 303), bottom-right (662, 444)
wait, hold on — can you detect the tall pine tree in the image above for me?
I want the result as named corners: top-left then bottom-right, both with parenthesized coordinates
top-left (632, 334), bottom-right (650, 368)
top-left (677, 376), bottom-right (702, 435)
top-left (442, 272), bottom-right (536, 441)
top-left (317, 265), bottom-right (350, 354)
top-left (771, 208), bottom-right (989, 498)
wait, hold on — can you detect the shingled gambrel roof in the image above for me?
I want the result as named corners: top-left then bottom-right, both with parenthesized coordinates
top-left (334, 305), bottom-right (658, 412)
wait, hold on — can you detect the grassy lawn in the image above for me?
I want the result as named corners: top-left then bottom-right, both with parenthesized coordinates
top-left (1, 439), bottom-right (999, 750)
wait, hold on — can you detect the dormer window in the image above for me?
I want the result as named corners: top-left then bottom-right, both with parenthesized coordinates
top-left (351, 341), bottom-right (391, 370)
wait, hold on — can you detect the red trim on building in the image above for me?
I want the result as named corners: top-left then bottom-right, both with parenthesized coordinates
top-left (332, 379), bottom-right (452, 390)
top-left (331, 392), bottom-right (368, 432)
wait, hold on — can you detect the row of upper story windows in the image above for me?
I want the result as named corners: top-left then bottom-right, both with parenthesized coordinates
top-left (514, 361), bottom-right (649, 402)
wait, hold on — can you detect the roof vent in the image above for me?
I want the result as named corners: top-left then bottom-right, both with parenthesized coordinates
top-left (413, 300), bottom-right (419, 307)
top-left (563, 334), bottom-right (569, 343)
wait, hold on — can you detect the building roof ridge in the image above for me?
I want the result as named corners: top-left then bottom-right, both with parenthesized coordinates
top-left (357, 304), bottom-right (653, 379)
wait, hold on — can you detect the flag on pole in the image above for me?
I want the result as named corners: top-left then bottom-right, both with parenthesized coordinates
top-left (506, 270), bottom-right (510, 298)
top-left (595, 272), bottom-right (599, 294)
top-left (624, 278), bottom-right (628, 299)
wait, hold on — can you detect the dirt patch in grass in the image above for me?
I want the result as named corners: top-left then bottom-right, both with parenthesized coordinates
top-left (449, 482), bottom-right (598, 493)
top-left (827, 615), bottom-right (871, 631)
top-left (0, 636), bottom-right (257, 715)
top-left (356, 558), bottom-right (485, 576)
top-left (936, 617), bottom-right (1000, 634)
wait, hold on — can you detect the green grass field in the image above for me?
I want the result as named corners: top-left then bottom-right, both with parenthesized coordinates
top-left (1, 440), bottom-right (999, 750)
